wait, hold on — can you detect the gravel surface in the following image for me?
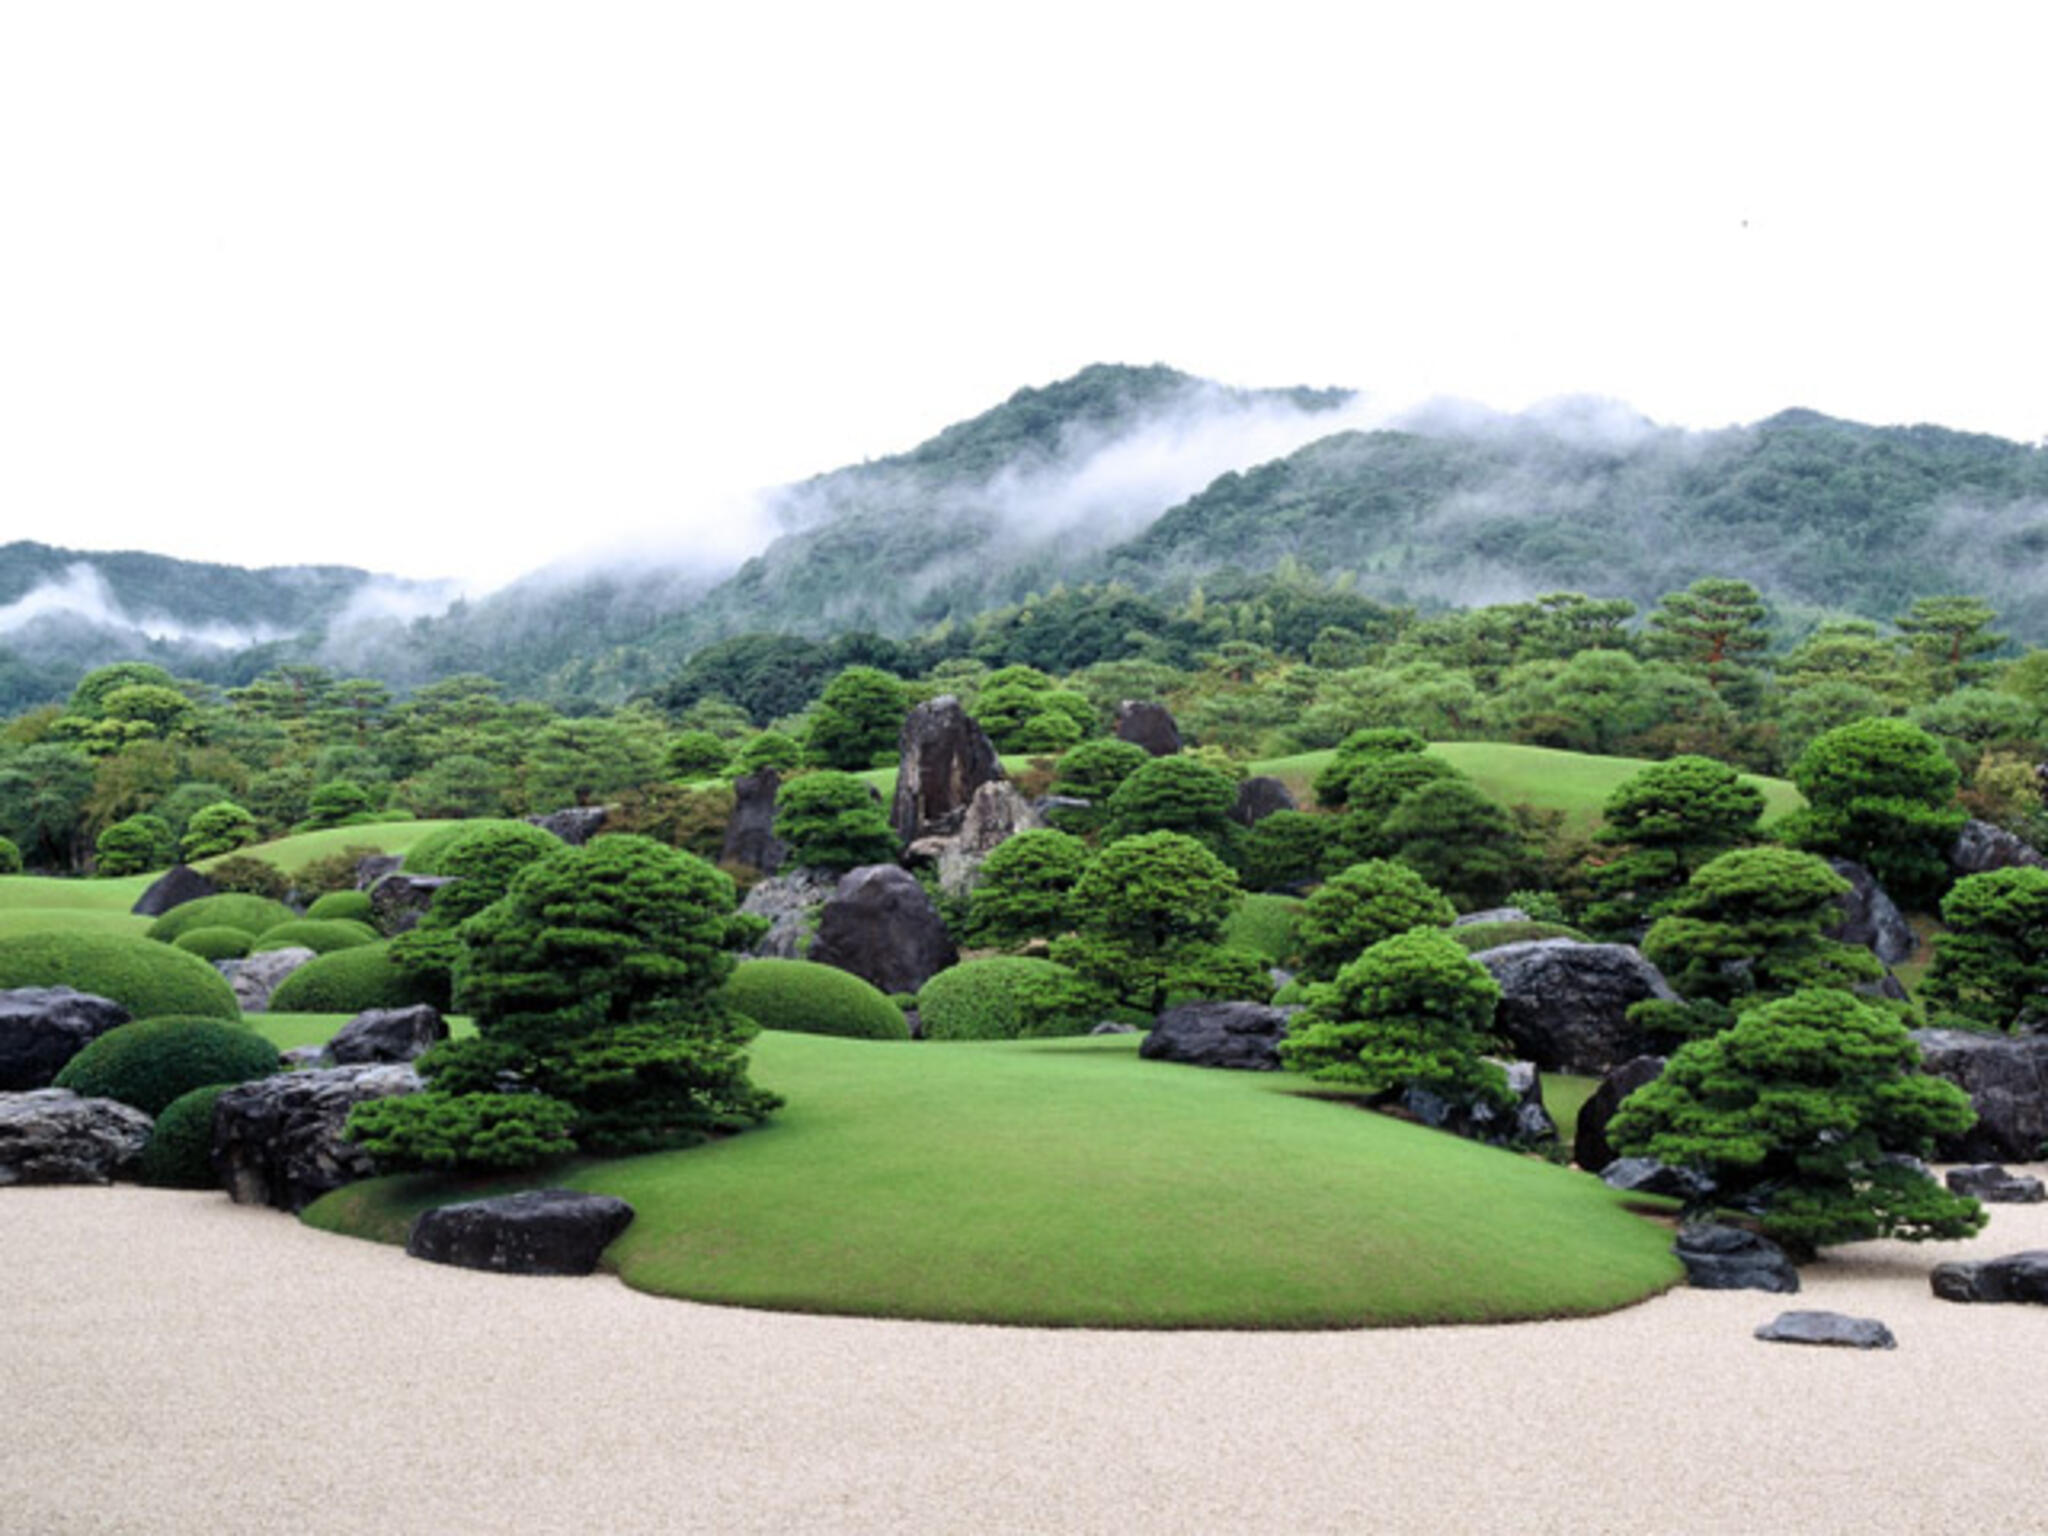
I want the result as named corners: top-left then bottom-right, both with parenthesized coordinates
top-left (5, 1181), bottom-right (2048, 1534)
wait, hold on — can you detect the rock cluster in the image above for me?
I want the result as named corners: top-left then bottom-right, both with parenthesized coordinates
top-left (1909, 1029), bottom-right (2048, 1164)
top-left (889, 695), bottom-right (1005, 844)
top-left (1140, 1002), bottom-right (1291, 1070)
top-left (217, 947), bottom-right (315, 1013)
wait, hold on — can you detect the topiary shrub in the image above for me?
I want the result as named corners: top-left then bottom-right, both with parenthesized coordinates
top-left (916, 956), bottom-right (1101, 1040)
top-left (0, 931), bottom-right (240, 1021)
top-left (251, 918), bottom-right (379, 955)
top-left (403, 819), bottom-right (542, 875)
top-left (1293, 860), bottom-right (1456, 982)
top-left (267, 941), bottom-right (439, 1014)
top-left (772, 771), bottom-right (899, 871)
top-left (203, 855), bottom-right (292, 902)
top-left (95, 813), bottom-right (175, 877)
top-left (719, 958), bottom-right (910, 1040)
top-left (305, 889), bottom-right (374, 924)
top-left (344, 1092), bottom-right (578, 1174)
top-left (300, 779), bottom-right (378, 830)
top-left (147, 894), bottom-right (299, 945)
top-left (180, 802), bottom-right (259, 862)
top-left (1046, 737), bottom-right (1150, 837)
top-left (172, 926), bottom-right (255, 962)
top-left (54, 1017), bottom-right (279, 1117)
top-left (138, 1083), bottom-right (235, 1188)
top-left (966, 828), bottom-right (1090, 947)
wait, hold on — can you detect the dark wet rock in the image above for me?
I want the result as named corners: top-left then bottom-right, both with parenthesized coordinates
top-left (1931, 1250), bottom-right (2048, 1304)
top-left (1754, 1311), bottom-right (1896, 1349)
top-left (217, 947), bottom-right (316, 1013)
top-left (806, 864), bottom-right (958, 996)
top-left (0, 1089), bottom-right (153, 1185)
top-left (889, 695), bottom-right (1004, 844)
top-left (407, 1190), bottom-right (636, 1276)
top-left (1229, 776), bottom-right (1297, 828)
top-left (1573, 1054), bottom-right (1668, 1171)
top-left (0, 987), bottom-right (130, 1091)
top-left (1946, 1164), bottom-right (2046, 1203)
top-left (1823, 859), bottom-right (1916, 965)
top-left (1951, 819), bottom-right (2048, 876)
top-left (1910, 1029), bottom-right (2048, 1164)
top-left (211, 1064), bottom-right (422, 1213)
top-left (1140, 1002), bottom-right (1290, 1070)
top-left (1115, 700), bottom-right (1182, 757)
top-left (1600, 1156), bottom-right (1715, 1203)
top-left (526, 807), bottom-right (606, 846)
top-left (721, 768), bottom-right (788, 877)
top-left (738, 869), bottom-right (840, 960)
top-left (1400, 1059), bottom-right (1556, 1146)
top-left (325, 1004), bottom-right (448, 1066)
top-left (1475, 940), bottom-right (1677, 1074)
top-left (1673, 1223), bottom-right (1800, 1293)
top-left (353, 854), bottom-right (403, 892)
top-left (131, 864), bottom-right (219, 917)
top-left (368, 873), bottom-right (455, 936)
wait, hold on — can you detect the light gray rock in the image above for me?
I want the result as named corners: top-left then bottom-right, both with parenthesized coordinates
top-left (1824, 859), bottom-right (1916, 965)
top-left (738, 869), bottom-right (840, 959)
top-left (906, 780), bottom-right (1045, 898)
top-left (1754, 1311), bottom-right (1896, 1349)
top-left (0, 1089), bottom-right (152, 1185)
top-left (368, 873), bottom-right (455, 936)
top-left (217, 947), bottom-right (316, 1013)
top-left (0, 987), bottom-right (131, 1090)
top-left (1951, 819), bottom-right (2048, 876)
top-left (1454, 908), bottom-right (1532, 927)
top-left (211, 1064), bottom-right (422, 1213)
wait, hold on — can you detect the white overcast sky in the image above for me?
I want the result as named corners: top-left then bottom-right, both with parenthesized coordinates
top-left (2, 3), bottom-right (2042, 592)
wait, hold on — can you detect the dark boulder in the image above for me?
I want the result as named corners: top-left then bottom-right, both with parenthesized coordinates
top-left (1600, 1156), bottom-right (1715, 1203)
top-left (407, 1190), bottom-right (636, 1276)
top-left (1951, 819), bottom-right (2048, 876)
top-left (1141, 1001), bottom-right (1291, 1070)
top-left (1823, 859), bottom-right (1916, 965)
top-left (1475, 940), bottom-right (1677, 1074)
top-left (354, 853), bottom-right (404, 892)
top-left (737, 868), bottom-right (840, 960)
top-left (1754, 1311), bottom-right (1896, 1349)
top-left (806, 865), bottom-right (959, 996)
top-left (0, 987), bottom-right (130, 1090)
top-left (211, 1064), bottom-right (421, 1213)
top-left (368, 873), bottom-right (455, 936)
top-left (1573, 1054), bottom-right (1668, 1171)
top-left (326, 1004), bottom-right (448, 1066)
top-left (1931, 1251), bottom-right (2048, 1304)
top-left (1672, 1223), bottom-right (1800, 1293)
top-left (1115, 700), bottom-right (1182, 757)
top-left (721, 768), bottom-right (787, 877)
top-left (1910, 1029), bottom-right (2048, 1163)
top-left (1946, 1164), bottom-right (2046, 1203)
top-left (1229, 776), bottom-right (1297, 828)
top-left (131, 864), bottom-right (219, 917)
top-left (0, 1089), bottom-right (153, 1185)
top-left (889, 695), bottom-right (1005, 844)
top-left (527, 807), bottom-right (606, 846)
top-left (1400, 1060), bottom-right (1557, 1146)
top-left (217, 947), bottom-right (316, 1013)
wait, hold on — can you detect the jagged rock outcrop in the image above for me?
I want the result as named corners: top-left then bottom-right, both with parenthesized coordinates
top-left (1114, 700), bottom-right (1182, 757)
top-left (1823, 859), bottom-right (1916, 965)
top-left (131, 864), bottom-right (218, 918)
top-left (211, 1064), bottom-right (422, 1213)
top-left (1140, 1001), bottom-right (1291, 1070)
top-left (407, 1190), bottom-right (636, 1276)
top-left (1475, 940), bottom-right (1677, 1074)
top-left (1910, 1029), bottom-right (2048, 1163)
top-left (1946, 1164), bottom-right (2046, 1203)
top-left (325, 1005), bottom-right (448, 1066)
top-left (217, 947), bottom-right (316, 1013)
top-left (1951, 819), bottom-right (2048, 876)
top-left (721, 768), bottom-right (787, 876)
top-left (1229, 776), bottom-right (1296, 827)
top-left (889, 695), bottom-right (1005, 844)
top-left (805, 865), bottom-right (958, 996)
top-left (1573, 1054), bottom-right (1668, 1170)
top-left (738, 869), bottom-right (840, 959)
top-left (1600, 1156), bottom-right (1715, 1202)
top-left (905, 780), bottom-right (1044, 898)
top-left (0, 987), bottom-right (130, 1090)
top-left (368, 873), bottom-right (454, 936)
top-left (1673, 1223), bottom-right (1800, 1293)
top-left (0, 1089), bottom-right (153, 1185)
top-left (1399, 1060), bottom-right (1557, 1147)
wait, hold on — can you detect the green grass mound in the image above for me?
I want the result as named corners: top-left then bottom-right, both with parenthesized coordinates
top-left (0, 908), bottom-right (152, 940)
top-left (193, 820), bottom-right (456, 878)
top-left (401, 819), bottom-right (547, 875)
top-left (138, 1083), bottom-right (236, 1188)
top-left (1449, 920), bottom-right (1589, 952)
top-left (147, 894), bottom-right (297, 944)
top-left (305, 889), bottom-right (374, 924)
top-left (266, 941), bottom-right (438, 1014)
top-left (251, 918), bottom-right (379, 955)
top-left (172, 925), bottom-right (255, 961)
top-left (0, 873), bottom-right (155, 916)
top-left (54, 1016), bottom-right (279, 1117)
top-left (916, 956), bottom-right (1094, 1041)
top-left (0, 931), bottom-right (240, 1021)
top-left (719, 959), bottom-right (909, 1040)
top-left (308, 1032), bottom-right (1682, 1328)
top-left (1222, 893), bottom-right (1302, 965)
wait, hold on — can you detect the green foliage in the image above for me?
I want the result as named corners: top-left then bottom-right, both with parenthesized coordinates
top-left (1582, 755), bottom-right (1765, 938)
top-left (1379, 778), bottom-right (1529, 909)
top-left (1294, 860), bottom-right (1455, 982)
top-left (1780, 716), bottom-right (1965, 905)
top-left (396, 753), bottom-right (513, 820)
top-left (345, 1092), bottom-right (579, 1174)
top-left (138, 1083), bottom-right (234, 1189)
top-left (179, 801), bottom-right (259, 861)
top-left (1278, 927), bottom-right (1509, 1107)
top-left (0, 835), bottom-right (19, 875)
top-left (1101, 754), bottom-right (1240, 859)
top-left (732, 730), bottom-right (805, 777)
top-left (1045, 737), bottom-right (1149, 836)
top-left (201, 855), bottom-right (292, 901)
top-left (1220, 893), bottom-right (1303, 967)
top-left (54, 1016), bottom-right (279, 1117)
top-left (1330, 755), bottom-right (1461, 852)
top-left (301, 779), bottom-right (378, 829)
top-left (1898, 595), bottom-right (2005, 695)
top-left (147, 894), bottom-right (298, 944)
top-left (171, 926), bottom-right (255, 961)
top-left (804, 665), bottom-right (910, 769)
top-left (1922, 866), bottom-right (2048, 1029)
top-left (1608, 988), bottom-right (1984, 1252)
top-left (1640, 846), bottom-right (1881, 1009)
top-left (1239, 810), bottom-right (1334, 892)
top-left (915, 956), bottom-right (1101, 1040)
top-left (1644, 578), bottom-right (1769, 700)
top-left (93, 813), bottom-right (174, 877)
top-left (965, 828), bottom-right (1090, 947)
top-left (974, 666), bottom-right (1093, 753)
top-left (251, 918), bottom-right (379, 955)
top-left (267, 941), bottom-right (439, 1014)
top-left (772, 770), bottom-right (898, 871)
top-left (719, 958), bottom-right (911, 1040)
top-left (0, 930), bottom-right (239, 1020)
top-left (1311, 728), bottom-right (1427, 809)
top-left (402, 819), bottom-right (537, 875)
top-left (664, 728), bottom-right (735, 780)
top-left (1446, 920), bottom-right (1587, 952)
top-left (421, 821), bottom-right (562, 928)
top-left (305, 889), bottom-right (374, 924)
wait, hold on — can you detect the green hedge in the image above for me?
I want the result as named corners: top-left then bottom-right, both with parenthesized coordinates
top-left (0, 931), bottom-right (240, 1021)
top-left (138, 1083), bottom-right (235, 1188)
top-left (266, 941), bottom-right (439, 1014)
top-left (305, 889), bottom-right (374, 924)
top-left (54, 1017), bottom-right (279, 1117)
top-left (172, 926), bottom-right (255, 962)
top-left (719, 959), bottom-right (908, 1040)
top-left (1221, 894), bottom-right (1303, 966)
top-left (146, 894), bottom-right (298, 944)
top-left (251, 919), bottom-right (380, 955)
top-left (916, 957), bottom-right (1099, 1041)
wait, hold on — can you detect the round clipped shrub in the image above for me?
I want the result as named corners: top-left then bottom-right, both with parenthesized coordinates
top-left (138, 1083), bottom-right (234, 1188)
top-left (426, 821), bottom-right (564, 926)
top-left (54, 1017), bottom-right (279, 1117)
top-left (403, 819), bottom-right (542, 875)
top-left (0, 931), bottom-right (240, 1021)
top-left (251, 918), bottom-right (379, 955)
top-left (203, 856), bottom-right (292, 902)
top-left (267, 941), bottom-right (439, 1014)
top-left (719, 958), bottom-right (909, 1040)
top-left (172, 926), bottom-right (255, 962)
top-left (0, 835), bottom-right (23, 874)
top-left (305, 889), bottom-right (374, 924)
top-left (916, 956), bottom-right (1100, 1041)
top-left (147, 894), bottom-right (298, 945)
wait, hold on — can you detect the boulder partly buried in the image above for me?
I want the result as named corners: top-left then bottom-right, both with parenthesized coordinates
top-left (1910, 1029), bottom-right (2048, 1164)
top-left (806, 864), bottom-right (958, 996)
top-left (1673, 1223), bottom-right (1800, 1293)
top-left (1930, 1251), bottom-right (2048, 1305)
top-left (1141, 1001), bottom-right (1290, 1070)
top-left (407, 1190), bottom-right (636, 1276)
top-left (325, 1004), bottom-right (448, 1066)
top-left (1573, 1054), bottom-right (1667, 1171)
top-left (0, 1089), bottom-right (152, 1185)
top-left (218, 947), bottom-right (316, 1013)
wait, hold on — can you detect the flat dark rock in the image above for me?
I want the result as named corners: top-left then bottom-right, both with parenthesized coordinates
top-left (1673, 1222), bottom-right (1800, 1293)
top-left (1141, 1001), bottom-right (1290, 1070)
top-left (1754, 1310), bottom-right (1896, 1350)
top-left (1931, 1250), bottom-right (2048, 1304)
top-left (132, 864), bottom-right (219, 917)
top-left (1945, 1164), bottom-right (2046, 1203)
top-left (407, 1190), bottom-right (636, 1276)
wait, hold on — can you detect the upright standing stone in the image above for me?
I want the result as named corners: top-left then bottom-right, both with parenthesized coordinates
top-left (890, 695), bottom-right (1005, 844)
top-left (1115, 700), bottom-right (1182, 757)
top-left (806, 865), bottom-right (959, 995)
top-left (722, 768), bottom-right (788, 876)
